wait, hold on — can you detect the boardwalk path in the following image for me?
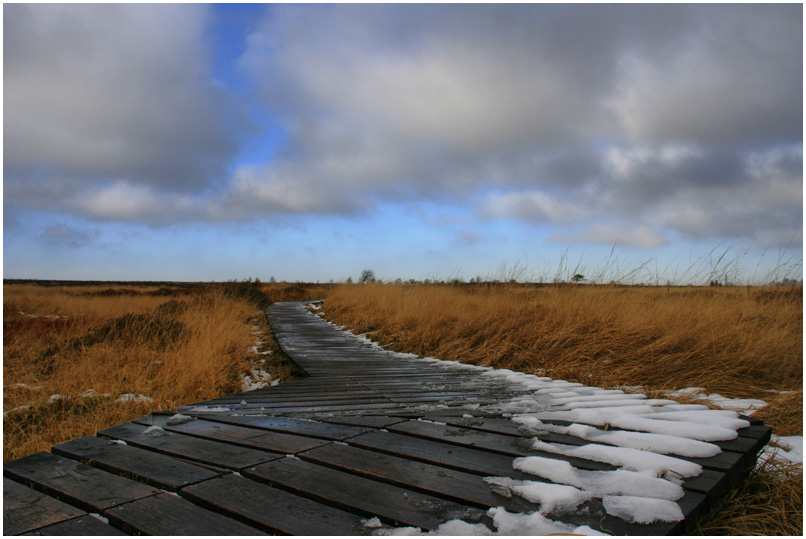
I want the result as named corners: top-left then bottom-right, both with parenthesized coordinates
top-left (5, 302), bottom-right (770, 535)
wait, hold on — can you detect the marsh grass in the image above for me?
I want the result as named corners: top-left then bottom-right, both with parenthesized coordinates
top-left (3, 280), bottom-right (334, 462)
top-left (322, 282), bottom-right (803, 535)
top-left (323, 284), bottom-right (801, 419)
top-left (4, 284), bottom-right (233, 460)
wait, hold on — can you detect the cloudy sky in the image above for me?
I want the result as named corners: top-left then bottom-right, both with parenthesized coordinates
top-left (4, 4), bottom-right (803, 283)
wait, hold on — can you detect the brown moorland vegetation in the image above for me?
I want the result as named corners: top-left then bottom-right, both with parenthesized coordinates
top-left (4, 280), bottom-right (800, 534)
top-left (3, 281), bottom-right (329, 462)
top-left (321, 282), bottom-right (803, 535)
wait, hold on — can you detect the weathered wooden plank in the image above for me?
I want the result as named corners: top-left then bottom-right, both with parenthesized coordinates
top-left (51, 436), bottom-right (221, 490)
top-left (19, 514), bottom-right (127, 536)
top-left (3, 478), bottom-right (86, 536)
top-left (299, 442), bottom-right (540, 513)
top-left (4, 451), bottom-right (159, 512)
top-left (191, 413), bottom-right (370, 440)
top-left (319, 415), bottom-right (409, 428)
top-left (347, 430), bottom-right (541, 480)
top-left (180, 472), bottom-right (367, 535)
top-left (422, 414), bottom-right (528, 436)
top-left (135, 414), bottom-right (329, 454)
top-left (224, 402), bottom-right (408, 414)
top-left (386, 419), bottom-right (616, 471)
top-left (106, 491), bottom-right (265, 535)
top-left (245, 456), bottom-right (489, 530)
top-left (98, 422), bottom-right (281, 470)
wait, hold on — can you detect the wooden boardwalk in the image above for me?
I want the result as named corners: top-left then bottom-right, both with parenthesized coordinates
top-left (4, 301), bottom-right (771, 535)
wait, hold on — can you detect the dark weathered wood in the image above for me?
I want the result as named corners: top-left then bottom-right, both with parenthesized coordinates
top-left (348, 429), bottom-right (540, 480)
top-left (319, 415), bottom-right (410, 428)
top-left (3, 478), bottom-right (86, 536)
top-left (106, 491), bottom-right (266, 535)
top-left (299, 441), bottom-right (540, 513)
top-left (181, 473), bottom-right (367, 535)
top-left (99, 422), bottom-right (281, 470)
top-left (387, 419), bottom-right (618, 471)
top-left (51, 436), bottom-right (221, 490)
top-left (4, 451), bottom-right (159, 512)
top-left (245, 456), bottom-right (489, 530)
top-left (422, 413), bottom-right (528, 436)
top-left (134, 413), bottom-right (329, 454)
top-left (19, 515), bottom-right (127, 536)
top-left (191, 413), bottom-right (369, 440)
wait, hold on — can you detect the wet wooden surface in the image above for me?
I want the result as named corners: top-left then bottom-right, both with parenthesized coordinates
top-left (4, 301), bottom-right (771, 535)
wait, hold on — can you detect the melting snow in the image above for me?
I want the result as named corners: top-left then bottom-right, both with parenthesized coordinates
top-left (530, 440), bottom-right (703, 479)
top-left (89, 513), bottom-right (109, 525)
top-left (513, 456), bottom-right (683, 500)
top-left (602, 495), bottom-right (683, 524)
top-left (184, 406), bottom-right (231, 412)
top-left (166, 414), bottom-right (194, 425)
top-left (316, 307), bottom-right (770, 531)
top-left (761, 435), bottom-right (803, 464)
top-left (484, 477), bottom-right (589, 512)
top-left (13, 383), bottom-right (42, 391)
top-left (363, 517), bottom-right (383, 528)
top-left (3, 404), bottom-right (32, 417)
top-left (116, 393), bottom-right (153, 404)
top-left (240, 368), bottom-right (275, 391)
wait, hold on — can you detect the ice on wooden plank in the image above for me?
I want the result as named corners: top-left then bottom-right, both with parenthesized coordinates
top-left (484, 477), bottom-right (589, 512)
top-left (512, 418), bottom-right (722, 458)
top-left (166, 413), bottom-right (194, 425)
top-left (647, 410), bottom-right (751, 430)
top-left (513, 456), bottom-right (684, 500)
top-left (550, 392), bottom-right (644, 405)
top-left (370, 511), bottom-right (605, 536)
top-left (488, 508), bottom-right (608, 536)
top-left (536, 408), bottom-right (740, 441)
top-left (530, 440), bottom-right (703, 478)
top-left (554, 398), bottom-right (678, 410)
top-left (184, 405), bottom-right (232, 412)
top-left (143, 425), bottom-right (166, 436)
top-left (602, 495), bottom-right (684, 524)
top-left (89, 513), bottom-right (110, 525)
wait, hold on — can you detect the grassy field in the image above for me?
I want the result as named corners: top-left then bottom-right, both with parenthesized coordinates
top-left (4, 280), bottom-right (801, 534)
top-left (2, 281), bottom-right (329, 462)
top-left (321, 283), bottom-right (802, 535)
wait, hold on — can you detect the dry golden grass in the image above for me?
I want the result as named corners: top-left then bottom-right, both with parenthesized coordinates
top-left (5, 283), bottom-right (241, 461)
top-left (3, 280), bottom-right (335, 462)
top-left (323, 284), bottom-right (801, 423)
top-left (322, 282), bottom-right (803, 535)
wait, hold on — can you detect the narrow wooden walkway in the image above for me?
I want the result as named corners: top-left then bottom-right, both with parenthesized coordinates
top-left (4, 301), bottom-right (771, 535)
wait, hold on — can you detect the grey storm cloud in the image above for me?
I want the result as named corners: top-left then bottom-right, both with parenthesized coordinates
top-left (4, 4), bottom-right (248, 198)
top-left (4, 4), bottom-right (802, 247)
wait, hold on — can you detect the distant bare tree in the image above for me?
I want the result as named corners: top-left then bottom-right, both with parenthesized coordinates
top-left (359, 269), bottom-right (376, 284)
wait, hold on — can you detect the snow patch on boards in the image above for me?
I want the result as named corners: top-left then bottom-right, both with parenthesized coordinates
top-left (315, 305), bottom-right (762, 530)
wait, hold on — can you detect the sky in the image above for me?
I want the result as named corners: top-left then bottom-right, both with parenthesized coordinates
top-left (3, 3), bottom-right (803, 284)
